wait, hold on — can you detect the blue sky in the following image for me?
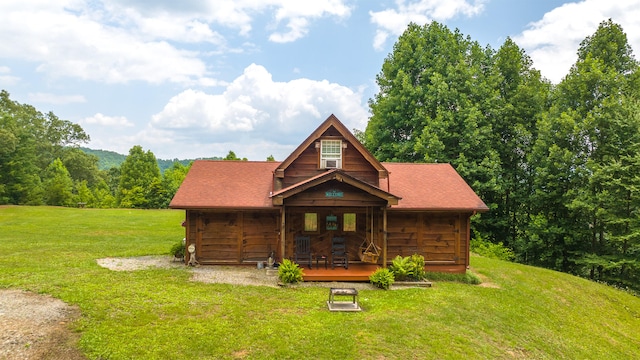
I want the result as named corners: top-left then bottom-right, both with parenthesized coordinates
top-left (1, 0), bottom-right (639, 161)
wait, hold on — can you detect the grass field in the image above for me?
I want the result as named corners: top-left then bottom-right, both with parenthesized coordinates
top-left (1, 206), bottom-right (639, 359)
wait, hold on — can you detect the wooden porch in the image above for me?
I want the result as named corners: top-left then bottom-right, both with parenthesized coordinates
top-left (299, 262), bottom-right (379, 282)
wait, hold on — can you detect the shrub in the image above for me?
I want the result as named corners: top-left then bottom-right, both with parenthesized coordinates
top-left (409, 254), bottom-right (426, 280)
top-left (389, 254), bottom-right (427, 281)
top-left (470, 235), bottom-right (515, 261)
top-left (278, 259), bottom-right (304, 284)
top-left (170, 240), bottom-right (185, 259)
top-left (369, 268), bottom-right (395, 290)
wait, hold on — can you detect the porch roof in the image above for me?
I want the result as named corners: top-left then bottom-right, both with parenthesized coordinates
top-left (270, 169), bottom-right (401, 206)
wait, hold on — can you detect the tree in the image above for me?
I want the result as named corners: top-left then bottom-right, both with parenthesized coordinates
top-left (0, 90), bottom-right (89, 205)
top-left (61, 147), bottom-right (100, 187)
top-left (92, 178), bottom-right (116, 208)
top-left (527, 20), bottom-right (640, 289)
top-left (116, 145), bottom-right (161, 208)
top-left (74, 180), bottom-right (95, 206)
top-left (42, 158), bottom-right (74, 206)
top-left (365, 21), bottom-right (502, 241)
top-left (224, 150), bottom-right (247, 161)
top-left (491, 38), bottom-right (551, 250)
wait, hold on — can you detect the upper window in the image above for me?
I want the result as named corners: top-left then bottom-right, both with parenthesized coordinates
top-left (320, 140), bottom-right (342, 168)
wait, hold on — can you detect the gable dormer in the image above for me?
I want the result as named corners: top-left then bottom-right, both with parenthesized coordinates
top-left (274, 114), bottom-right (388, 190)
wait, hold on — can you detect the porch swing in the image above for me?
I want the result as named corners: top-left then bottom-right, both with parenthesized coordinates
top-left (358, 207), bottom-right (381, 263)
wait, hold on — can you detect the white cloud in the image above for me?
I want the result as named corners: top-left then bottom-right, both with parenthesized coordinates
top-left (28, 92), bottom-right (86, 105)
top-left (148, 63), bottom-right (368, 160)
top-left (81, 113), bottom-right (134, 127)
top-left (369, 0), bottom-right (486, 50)
top-left (0, 0), bottom-right (352, 85)
top-left (0, 66), bottom-right (19, 86)
top-left (0, 1), bottom-right (210, 85)
top-left (268, 0), bottom-right (352, 43)
top-left (513, 0), bottom-right (640, 84)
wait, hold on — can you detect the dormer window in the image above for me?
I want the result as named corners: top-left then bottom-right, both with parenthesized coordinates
top-left (320, 140), bottom-right (342, 169)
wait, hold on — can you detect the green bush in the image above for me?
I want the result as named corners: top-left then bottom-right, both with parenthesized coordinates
top-left (369, 268), bottom-right (395, 290)
top-left (470, 236), bottom-right (515, 261)
top-left (170, 240), bottom-right (185, 259)
top-left (278, 259), bottom-right (304, 284)
top-left (409, 254), bottom-right (426, 280)
top-left (389, 254), bottom-right (427, 281)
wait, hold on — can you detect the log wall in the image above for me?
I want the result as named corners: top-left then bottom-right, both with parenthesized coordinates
top-left (185, 211), bottom-right (279, 264)
top-left (283, 140), bottom-right (380, 188)
top-left (185, 209), bottom-right (471, 273)
top-left (386, 212), bottom-right (469, 273)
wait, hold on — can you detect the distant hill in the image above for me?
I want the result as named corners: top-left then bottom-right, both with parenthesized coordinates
top-left (80, 148), bottom-right (127, 170)
top-left (79, 147), bottom-right (222, 173)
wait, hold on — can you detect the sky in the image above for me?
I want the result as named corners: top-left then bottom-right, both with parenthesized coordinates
top-left (2, 0), bottom-right (640, 161)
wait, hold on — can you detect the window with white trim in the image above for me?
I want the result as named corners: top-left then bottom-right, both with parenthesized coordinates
top-left (320, 140), bottom-right (342, 168)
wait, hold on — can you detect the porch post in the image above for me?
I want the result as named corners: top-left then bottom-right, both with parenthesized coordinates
top-left (383, 207), bottom-right (388, 267)
top-left (280, 206), bottom-right (286, 261)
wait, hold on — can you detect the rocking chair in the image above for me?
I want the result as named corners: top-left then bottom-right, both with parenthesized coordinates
top-left (331, 237), bottom-right (349, 269)
top-left (294, 235), bottom-right (312, 269)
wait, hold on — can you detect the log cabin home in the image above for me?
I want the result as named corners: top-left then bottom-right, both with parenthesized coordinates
top-left (169, 114), bottom-right (488, 281)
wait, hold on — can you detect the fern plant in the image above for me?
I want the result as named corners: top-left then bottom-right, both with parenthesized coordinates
top-left (369, 268), bottom-right (395, 290)
top-left (389, 255), bottom-right (413, 281)
top-left (389, 254), bottom-right (427, 281)
top-left (409, 254), bottom-right (426, 280)
top-left (278, 259), bottom-right (304, 284)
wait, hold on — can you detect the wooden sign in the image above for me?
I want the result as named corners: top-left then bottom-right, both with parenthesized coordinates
top-left (325, 189), bottom-right (344, 198)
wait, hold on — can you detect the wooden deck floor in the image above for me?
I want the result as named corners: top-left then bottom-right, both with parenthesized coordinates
top-left (300, 263), bottom-right (380, 282)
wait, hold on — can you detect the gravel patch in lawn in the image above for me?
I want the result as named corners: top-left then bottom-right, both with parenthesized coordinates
top-left (0, 290), bottom-right (84, 360)
top-left (97, 255), bottom-right (377, 290)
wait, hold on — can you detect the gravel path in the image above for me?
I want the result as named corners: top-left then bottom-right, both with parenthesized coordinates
top-left (0, 290), bottom-right (84, 360)
top-left (97, 255), bottom-right (377, 290)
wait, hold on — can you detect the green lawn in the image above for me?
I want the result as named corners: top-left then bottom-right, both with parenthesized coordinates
top-left (1, 206), bottom-right (639, 359)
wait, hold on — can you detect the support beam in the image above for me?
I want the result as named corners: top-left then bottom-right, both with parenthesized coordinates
top-left (280, 206), bottom-right (286, 261)
top-left (383, 207), bottom-right (388, 267)
top-left (455, 214), bottom-right (461, 264)
top-left (237, 212), bottom-right (244, 262)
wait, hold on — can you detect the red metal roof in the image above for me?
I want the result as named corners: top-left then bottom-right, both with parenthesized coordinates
top-left (169, 160), bottom-right (488, 212)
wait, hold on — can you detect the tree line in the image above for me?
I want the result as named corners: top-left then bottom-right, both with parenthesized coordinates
top-left (365, 19), bottom-right (640, 292)
top-left (0, 90), bottom-right (268, 209)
